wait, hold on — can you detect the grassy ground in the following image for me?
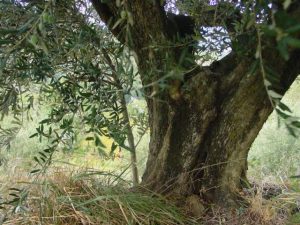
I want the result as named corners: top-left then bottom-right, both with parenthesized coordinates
top-left (0, 160), bottom-right (296, 225)
top-left (2, 169), bottom-right (193, 225)
top-left (1, 168), bottom-right (300, 225)
top-left (248, 77), bottom-right (300, 182)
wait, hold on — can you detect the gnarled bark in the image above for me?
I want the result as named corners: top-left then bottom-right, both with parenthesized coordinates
top-left (142, 50), bottom-right (299, 205)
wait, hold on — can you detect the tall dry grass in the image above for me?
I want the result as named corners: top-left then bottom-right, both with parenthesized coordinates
top-left (2, 169), bottom-right (195, 225)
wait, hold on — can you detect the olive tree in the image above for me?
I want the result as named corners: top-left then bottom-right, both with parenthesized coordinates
top-left (1, 0), bottom-right (300, 206)
top-left (91, 0), bottom-right (300, 205)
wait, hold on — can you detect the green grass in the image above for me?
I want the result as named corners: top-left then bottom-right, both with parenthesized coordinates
top-left (248, 77), bottom-right (300, 181)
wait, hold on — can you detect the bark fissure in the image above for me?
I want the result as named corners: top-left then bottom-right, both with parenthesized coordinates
top-left (196, 46), bottom-right (299, 204)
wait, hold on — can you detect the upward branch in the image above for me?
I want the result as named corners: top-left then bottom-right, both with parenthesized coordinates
top-left (90, 1), bottom-right (168, 48)
top-left (90, 1), bottom-right (123, 42)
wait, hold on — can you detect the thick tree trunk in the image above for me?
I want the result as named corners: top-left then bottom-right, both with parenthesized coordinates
top-left (142, 60), bottom-right (271, 204)
top-left (91, 0), bottom-right (300, 206)
top-left (141, 45), bottom-right (300, 205)
top-left (141, 53), bottom-right (300, 206)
